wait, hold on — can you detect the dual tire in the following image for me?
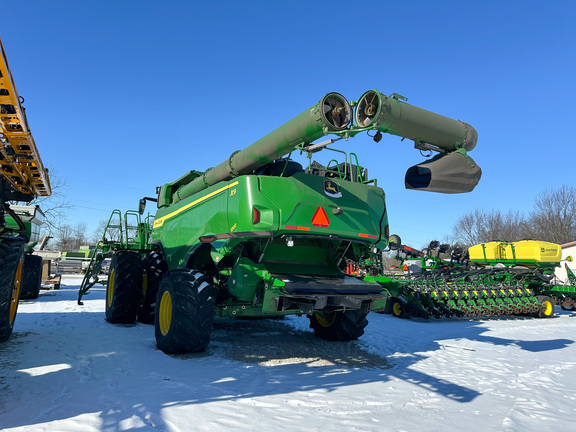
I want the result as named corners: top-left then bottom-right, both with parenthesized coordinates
top-left (138, 252), bottom-right (168, 324)
top-left (105, 253), bottom-right (214, 354)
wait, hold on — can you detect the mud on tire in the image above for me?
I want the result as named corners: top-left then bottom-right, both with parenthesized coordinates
top-left (20, 254), bottom-right (43, 300)
top-left (105, 251), bottom-right (143, 324)
top-left (155, 270), bottom-right (215, 354)
top-left (309, 309), bottom-right (368, 341)
top-left (0, 239), bottom-right (24, 342)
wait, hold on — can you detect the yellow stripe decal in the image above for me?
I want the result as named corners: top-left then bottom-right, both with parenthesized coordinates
top-left (153, 181), bottom-right (239, 228)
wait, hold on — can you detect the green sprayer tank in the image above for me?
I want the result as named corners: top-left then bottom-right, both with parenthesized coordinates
top-left (80, 89), bottom-right (482, 354)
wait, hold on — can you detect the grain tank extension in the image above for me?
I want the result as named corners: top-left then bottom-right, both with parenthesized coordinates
top-left (80, 89), bottom-right (481, 354)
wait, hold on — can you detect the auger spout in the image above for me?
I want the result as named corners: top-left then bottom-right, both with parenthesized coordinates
top-left (354, 90), bottom-right (482, 194)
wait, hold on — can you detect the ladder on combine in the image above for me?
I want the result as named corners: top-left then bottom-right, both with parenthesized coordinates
top-left (78, 209), bottom-right (154, 304)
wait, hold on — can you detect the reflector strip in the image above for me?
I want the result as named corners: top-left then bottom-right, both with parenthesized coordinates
top-left (284, 225), bottom-right (310, 231)
top-left (359, 233), bottom-right (377, 239)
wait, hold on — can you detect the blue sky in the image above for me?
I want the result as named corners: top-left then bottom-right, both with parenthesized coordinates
top-left (2, 0), bottom-right (575, 248)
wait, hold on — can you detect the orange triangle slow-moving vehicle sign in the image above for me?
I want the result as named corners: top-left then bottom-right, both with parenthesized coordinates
top-left (311, 207), bottom-right (330, 227)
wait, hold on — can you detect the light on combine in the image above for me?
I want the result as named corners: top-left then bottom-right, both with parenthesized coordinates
top-left (252, 207), bottom-right (261, 224)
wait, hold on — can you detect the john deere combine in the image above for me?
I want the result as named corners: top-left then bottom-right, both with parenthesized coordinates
top-left (0, 37), bottom-right (51, 342)
top-left (80, 89), bottom-right (482, 353)
top-left (377, 239), bottom-right (576, 320)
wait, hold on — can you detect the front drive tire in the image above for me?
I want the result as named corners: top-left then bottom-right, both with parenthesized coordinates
top-left (20, 255), bottom-right (43, 300)
top-left (105, 251), bottom-right (143, 324)
top-left (155, 270), bottom-right (215, 354)
top-left (309, 309), bottom-right (368, 341)
top-left (0, 239), bottom-right (24, 343)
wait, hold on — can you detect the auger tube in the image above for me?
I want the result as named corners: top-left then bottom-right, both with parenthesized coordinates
top-left (355, 90), bottom-right (477, 152)
top-left (172, 92), bottom-right (352, 203)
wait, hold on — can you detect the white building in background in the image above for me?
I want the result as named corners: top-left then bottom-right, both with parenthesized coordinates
top-left (556, 241), bottom-right (576, 284)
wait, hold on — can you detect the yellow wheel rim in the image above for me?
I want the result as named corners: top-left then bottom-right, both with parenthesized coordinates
top-left (543, 300), bottom-right (553, 316)
top-left (159, 291), bottom-right (172, 336)
top-left (315, 312), bottom-right (336, 328)
top-left (393, 302), bottom-right (402, 316)
top-left (9, 257), bottom-right (23, 324)
top-left (107, 269), bottom-right (115, 307)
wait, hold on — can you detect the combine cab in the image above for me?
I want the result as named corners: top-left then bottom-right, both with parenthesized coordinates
top-left (0, 37), bottom-right (51, 342)
top-left (80, 90), bottom-right (482, 353)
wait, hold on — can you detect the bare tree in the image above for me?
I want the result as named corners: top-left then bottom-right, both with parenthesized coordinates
top-left (91, 220), bottom-right (108, 244)
top-left (451, 209), bottom-right (527, 247)
top-left (30, 166), bottom-right (74, 236)
top-left (54, 221), bottom-right (89, 251)
top-left (527, 185), bottom-right (576, 244)
top-left (90, 216), bottom-right (122, 245)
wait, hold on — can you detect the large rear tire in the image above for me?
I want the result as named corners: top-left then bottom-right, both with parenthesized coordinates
top-left (138, 252), bottom-right (168, 324)
top-left (20, 254), bottom-right (43, 300)
top-left (308, 309), bottom-right (368, 341)
top-left (155, 270), bottom-right (215, 354)
top-left (105, 251), bottom-right (143, 324)
top-left (0, 239), bottom-right (25, 342)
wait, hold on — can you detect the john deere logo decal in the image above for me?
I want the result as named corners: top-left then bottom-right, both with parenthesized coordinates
top-left (323, 180), bottom-right (342, 198)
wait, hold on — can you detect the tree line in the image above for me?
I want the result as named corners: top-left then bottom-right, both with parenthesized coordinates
top-left (451, 185), bottom-right (576, 247)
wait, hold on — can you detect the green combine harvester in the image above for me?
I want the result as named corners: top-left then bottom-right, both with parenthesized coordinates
top-left (374, 238), bottom-right (576, 319)
top-left (80, 89), bottom-right (483, 353)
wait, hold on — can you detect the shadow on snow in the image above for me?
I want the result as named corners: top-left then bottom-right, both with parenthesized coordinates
top-left (0, 284), bottom-right (573, 431)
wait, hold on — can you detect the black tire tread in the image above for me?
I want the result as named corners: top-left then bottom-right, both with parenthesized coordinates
top-left (536, 295), bottom-right (555, 318)
top-left (20, 254), bottom-right (43, 300)
top-left (138, 252), bottom-right (168, 324)
top-left (309, 309), bottom-right (368, 341)
top-left (0, 239), bottom-right (24, 342)
top-left (155, 270), bottom-right (215, 354)
top-left (106, 251), bottom-right (143, 324)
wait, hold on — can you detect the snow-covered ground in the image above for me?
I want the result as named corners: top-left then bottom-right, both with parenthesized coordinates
top-left (1, 275), bottom-right (575, 432)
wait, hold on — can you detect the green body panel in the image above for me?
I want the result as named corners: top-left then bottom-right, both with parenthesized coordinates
top-left (5, 205), bottom-right (44, 252)
top-left (152, 173), bottom-right (388, 270)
